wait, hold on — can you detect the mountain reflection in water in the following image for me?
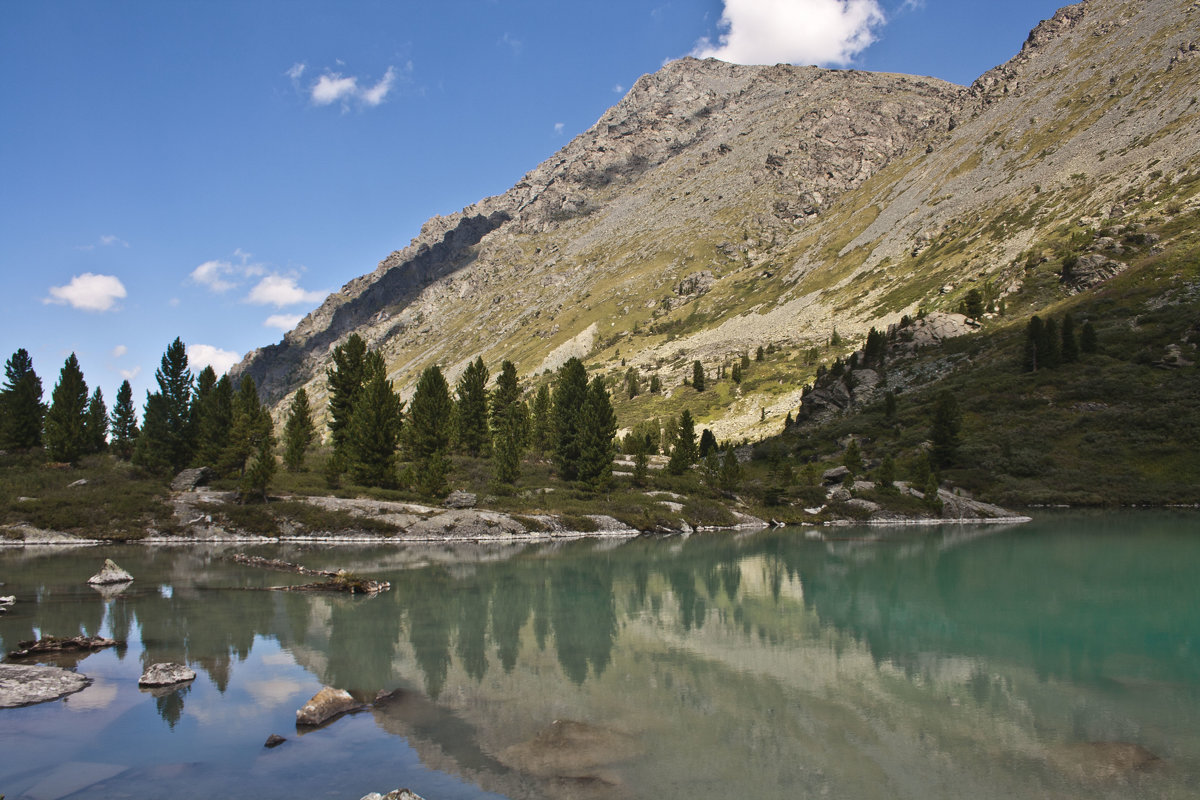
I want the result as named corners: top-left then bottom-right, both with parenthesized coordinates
top-left (1, 513), bottom-right (1198, 800)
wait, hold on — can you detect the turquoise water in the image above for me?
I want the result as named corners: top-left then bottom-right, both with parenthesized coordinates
top-left (1, 512), bottom-right (1198, 799)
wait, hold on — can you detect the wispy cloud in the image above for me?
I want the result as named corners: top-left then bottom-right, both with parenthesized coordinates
top-left (613, 84), bottom-right (626, 94)
top-left (264, 313), bottom-right (303, 331)
top-left (691, 0), bottom-right (886, 66)
top-left (246, 274), bottom-right (325, 308)
top-left (499, 32), bottom-right (523, 56)
top-left (111, 344), bottom-right (128, 358)
top-left (76, 234), bottom-right (130, 251)
top-left (554, 122), bottom-right (565, 135)
top-left (187, 344), bottom-right (240, 375)
top-left (307, 63), bottom-right (406, 109)
top-left (120, 365), bottom-right (141, 381)
top-left (190, 250), bottom-right (265, 293)
top-left (45, 273), bottom-right (127, 312)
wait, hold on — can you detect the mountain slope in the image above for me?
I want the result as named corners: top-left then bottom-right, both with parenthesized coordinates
top-left (237, 0), bottom-right (1200, 446)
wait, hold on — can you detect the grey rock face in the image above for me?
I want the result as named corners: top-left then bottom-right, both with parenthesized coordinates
top-left (821, 466), bottom-right (852, 486)
top-left (296, 686), bottom-right (361, 727)
top-left (87, 558), bottom-right (133, 585)
top-left (138, 662), bottom-right (197, 687)
top-left (442, 490), bottom-right (477, 509)
top-left (171, 466), bottom-right (214, 492)
top-left (0, 664), bottom-right (91, 708)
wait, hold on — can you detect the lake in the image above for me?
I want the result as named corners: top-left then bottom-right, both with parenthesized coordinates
top-left (2, 512), bottom-right (1198, 800)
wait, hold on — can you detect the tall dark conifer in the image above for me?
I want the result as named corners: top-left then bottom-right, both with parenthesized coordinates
top-left (577, 376), bottom-right (617, 488)
top-left (692, 360), bottom-right (706, 392)
top-left (193, 374), bottom-right (234, 467)
top-left (406, 365), bottom-right (453, 497)
top-left (529, 383), bottom-right (553, 455)
top-left (1061, 312), bottom-right (1079, 363)
top-left (551, 358), bottom-right (589, 481)
top-left (490, 360), bottom-right (528, 486)
top-left (325, 333), bottom-right (369, 458)
top-left (221, 376), bottom-right (272, 477)
top-left (454, 356), bottom-right (490, 456)
top-left (84, 387), bottom-right (108, 453)
top-left (44, 354), bottom-right (89, 462)
top-left (0, 348), bottom-right (44, 450)
top-left (282, 387), bottom-right (316, 472)
top-left (667, 409), bottom-right (697, 475)
top-left (929, 390), bottom-right (962, 469)
top-left (345, 356), bottom-right (404, 487)
top-left (134, 338), bottom-right (195, 472)
top-left (109, 379), bottom-right (138, 459)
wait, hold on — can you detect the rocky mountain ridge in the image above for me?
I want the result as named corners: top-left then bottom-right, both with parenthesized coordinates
top-left (236, 0), bottom-right (1200, 442)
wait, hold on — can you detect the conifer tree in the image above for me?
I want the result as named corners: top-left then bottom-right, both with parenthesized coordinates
top-left (1061, 312), bottom-right (1080, 363)
top-left (929, 390), bottom-right (962, 469)
top-left (490, 361), bottom-right (528, 486)
top-left (84, 387), bottom-right (108, 453)
top-left (1023, 316), bottom-right (1044, 372)
top-left (134, 338), bottom-right (195, 472)
top-left (193, 374), bottom-right (233, 467)
top-left (756, 345), bottom-right (765, 362)
top-left (1080, 320), bottom-right (1099, 354)
top-left (692, 360), bottom-right (706, 392)
top-left (1039, 317), bottom-right (1061, 369)
top-left (648, 374), bottom-right (662, 393)
top-left (577, 376), bottom-right (617, 488)
top-left (109, 379), bottom-right (139, 460)
top-left (529, 383), bottom-right (553, 455)
top-left (44, 354), bottom-right (90, 462)
top-left (718, 443), bottom-right (742, 493)
top-left (455, 356), bottom-right (491, 456)
top-left (876, 454), bottom-right (896, 490)
top-left (625, 366), bottom-right (640, 399)
top-left (923, 473), bottom-right (943, 512)
top-left (551, 357), bottom-right (589, 481)
top-left (325, 333), bottom-right (368, 458)
top-left (698, 428), bottom-right (718, 459)
top-left (282, 387), bottom-right (316, 472)
top-left (222, 376), bottom-right (273, 477)
top-left (1, 348), bottom-right (45, 450)
top-left (843, 439), bottom-right (863, 475)
top-left (884, 391), bottom-right (897, 421)
top-left (406, 365), bottom-right (453, 497)
top-left (346, 362), bottom-right (404, 487)
top-left (240, 433), bottom-right (276, 503)
top-left (191, 366), bottom-right (217, 440)
top-left (667, 409), bottom-right (697, 474)
top-left (632, 438), bottom-right (650, 488)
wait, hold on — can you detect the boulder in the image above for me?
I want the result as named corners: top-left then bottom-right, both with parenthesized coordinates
top-left (0, 663), bottom-right (92, 708)
top-left (171, 466), bottom-right (213, 492)
top-left (296, 686), bottom-right (361, 727)
top-left (264, 734), bottom-right (287, 748)
top-left (7, 635), bottom-right (119, 660)
top-left (1062, 253), bottom-right (1128, 294)
top-left (443, 490), bottom-right (477, 509)
top-left (88, 558), bottom-right (133, 585)
top-left (138, 662), bottom-right (197, 688)
top-left (821, 466), bottom-right (851, 486)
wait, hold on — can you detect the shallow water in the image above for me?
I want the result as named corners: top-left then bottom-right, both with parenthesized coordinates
top-left (2, 512), bottom-right (1198, 800)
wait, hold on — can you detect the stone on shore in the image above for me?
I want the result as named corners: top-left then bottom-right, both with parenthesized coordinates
top-left (171, 466), bottom-right (214, 492)
top-left (138, 662), bottom-right (197, 688)
top-left (88, 558), bottom-right (133, 585)
top-left (296, 686), bottom-right (361, 727)
top-left (0, 663), bottom-right (92, 708)
top-left (443, 490), bottom-right (477, 509)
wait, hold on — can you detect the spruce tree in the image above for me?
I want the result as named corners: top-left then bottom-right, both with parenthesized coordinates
top-left (109, 379), bottom-right (139, 460)
top-left (1, 348), bottom-right (45, 450)
top-left (577, 376), bottom-right (617, 488)
top-left (625, 367), bottom-right (640, 399)
top-left (134, 338), bottom-right (195, 473)
top-left (222, 376), bottom-right (273, 477)
top-left (843, 439), bottom-right (863, 475)
top-left (929, 390), bottom-right (962, 469)
top-left (84, 387), bottom-right (108, 453)
top-left (193, 374), bottom-right (233, 467)
top-left (756, 345), bottom-right (765, 362)
top-left (698, 428), bottom-right (718, 459)
top-left (649, 374), bottom-right (662, 393)
top-left (1039, 317), bottom-right (1061, 369)
top-left (240, 432), bottom-right (277, 503)
top-left (455, 356), bottom-right (490, 456)
top-left (702, 447), bottom-right (721, 488)
top-left (490, 361), bottom-right (528, 486)
top-left (718, 443), bottom-right (742, 493)
top-left (551, 357), bottom-right (589, 481)
top-left (191, 366), bottom-right (217, 442)
top-left (692, 360), bottom-right (706, 392)
top-left (875, 455), bottom-right (896, 490)
top-left (346, 363), bottom-right (404, 487)
top-left (406, 365), bottom-right (453, 497)
top-left (44, 354), bottom-right (90, 462)
top-left (529, 382), bottom-right (553, 456)
top-left (1061, 312), bottom-right (1080, 363)
top-left (632, 438), bottom-right (649, 487)
top-left (282, 387), bottom-right (316, 472)
top-left (325, 333), bottom-right (368, 458)
top-left (667, 409), bottom-right (697, 474)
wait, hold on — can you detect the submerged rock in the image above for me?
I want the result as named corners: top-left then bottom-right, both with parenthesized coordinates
top-left (88, 558), bottom-right (133, 585)
top-left (500, 719), bottom-right (641, 778)
top-left (7, 635), bottom-right (120, 660)
top-left (296, 686), bottom-right (361, 727)
top-left (0, 663), bottom-right (92, 708)
top-left (264, 734), bottom-right (287, 748)
top-left (1049, 741), bottom-right (1163, 781)
top-left (138, 662), bottom-right (197, 688)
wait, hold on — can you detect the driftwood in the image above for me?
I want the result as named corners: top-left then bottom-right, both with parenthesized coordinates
top-left (7, 635), bottom-right (122, 660)
top-left (231, 553), bottom-right (390, 595)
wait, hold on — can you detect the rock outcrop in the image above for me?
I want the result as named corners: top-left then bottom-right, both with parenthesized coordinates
top-left (0, 664), bottom-right (91, 708)
top-left (87, 558), bottom-right (133, 585)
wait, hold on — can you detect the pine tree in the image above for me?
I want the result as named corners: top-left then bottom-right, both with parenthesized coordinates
top-left (923, 473), bottom-right (944, 512)
top-left (490, 361), bottom-right (528, 486)
top-left (193, 374), bottom-right (233, 467)
top-left (109, 379), bottom-right (139, 459)
top-left (1061, 312), bottom-right (1080, 363)
top-left (1023, 316), bottom-right (1044, 372)
top-left (625, 366), bottom-right (640, 399)
top-left (551, 357), bottom-right (589, 481)
top-left (190, 366), bottom-right (217, 444)
top-left (84, 387), bottom-right (108, 453)
top-left (692, 360), bottom-right (706, 392)
top-left (632, 438), bottom-right (649, 487)
top-left (843, 439), bottom-right (863, 475)
top-left (406, 365), bottom-right (453, 497)
top-left (529, 383), bottom-right (553, 455)
top-left (698, 428), bottom-right (718, 459)
top-left (325, 333), bottom-right (368, 458)
top-left (702, 447), bottom-right (721, 489)
top-left (1, 348), bottom-right (45, 450)
top-left (282, 387), bottom-right (316, 472)
top-left (346, 363), bottom-right (404, 487)
top-left (1040, 317), bottom-right (1061, 369)
top-left (454, 356), bottom-right (490, 456)
top-left (731, 363), bottom-right (742, 384)
top-left (221, 376), bottom-right (273, 478)
top-left (875, 454), bottom-right (896, 490)
top-left (667, 409), bottom-right (697, 474)
top-left (755, 345), bottom-right (765, 362)
top-left (44, 354), bottom-right (90, 462)
top-left (884, 391), bottom-right (897, 421)
top-left (718, 443), bottom-right (742, 493)
top-left (134, 338), bottom-right (195, 473)
top-left (577, 376), bottom-right (617, 488)
top-left (648, 374), bottom-right (662, 393)
top-left (929, 390), bottom-right (962, 469)
top-left (240, 427), bottom-right (277, 503)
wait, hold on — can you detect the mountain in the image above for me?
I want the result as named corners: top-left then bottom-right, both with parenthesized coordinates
top-left (236, 0), bottom-right (1200, 446)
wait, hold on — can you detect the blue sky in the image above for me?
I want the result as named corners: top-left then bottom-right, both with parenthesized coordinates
top-left (0, 0), bottom-right (1066, 404)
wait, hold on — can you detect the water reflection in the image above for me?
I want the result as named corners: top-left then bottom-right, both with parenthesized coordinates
top-left (1, 515), bottom-right (1199, 800)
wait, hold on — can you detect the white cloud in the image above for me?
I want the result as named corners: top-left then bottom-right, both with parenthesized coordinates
top-left (554, 122), bottom-right (565, 135)
top-left (190, 259), bottom-right (238, 292)
top-left (499, 33), bottom-right (523, 56)
top-left (187, 344), bottom-right (241, 375)
top-left (246, 274), bottom-right (325, 307)
top-left (691, 0), bottom-right (886, 66)
top-left (112, 345), bottom-right (128, 358)
top-left (286, 62), bottom-right (306, 81)
top-left (120, 365), bottom-right (141, 381)
top-left (45, 273), bottom-right (127, 312)
top-left (264, 313), bottom-right (303, 331)
top-left (99, 234), bottom-right (129, 248)
top-left (613, 84), bottom-right (626, 94)
top-left (307, 64), bottom-right (405, 109)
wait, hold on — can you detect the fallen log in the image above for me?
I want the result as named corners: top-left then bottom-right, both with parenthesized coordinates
top-left (7, 635), bottom-right (122, 660)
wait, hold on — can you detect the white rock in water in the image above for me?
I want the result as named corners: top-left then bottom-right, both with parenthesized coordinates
top-left (88, 558), bottom-right (133, 585)
top-left (138, 662), bottom-right (196, 687)
top-left (296, 686), bottom-right (360, 727)
top-left (0, 664), bottom-right (92, 708)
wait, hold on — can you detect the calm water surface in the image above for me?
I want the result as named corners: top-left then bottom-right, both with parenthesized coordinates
top-left (1, 512), bottom-right (1198, 800)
